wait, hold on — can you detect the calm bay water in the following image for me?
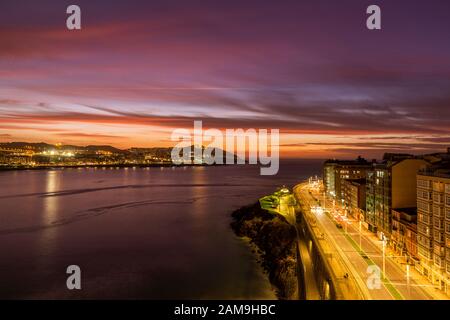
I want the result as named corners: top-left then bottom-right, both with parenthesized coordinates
top-left (0, 159), bottom-right (322, 299)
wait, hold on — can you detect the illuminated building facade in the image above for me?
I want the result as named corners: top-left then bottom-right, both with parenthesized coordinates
top-left (365, 158), bottom-right (429, 238)
top-left (416, 167), bottom-right (450, 293)
top-left (391, 208), bottom-right (418, 261)
top-left (342, 178), bottom-right (366, 220)
top-left (323, 157), bottom-right (372, 200)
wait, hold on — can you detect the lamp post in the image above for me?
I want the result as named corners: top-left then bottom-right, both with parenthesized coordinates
top-left (359, 219), bottom-right (362, 250)
top-left (382, 237), bottom-right (386, 280)
top-left (406, 263), bottom-right (411, 297)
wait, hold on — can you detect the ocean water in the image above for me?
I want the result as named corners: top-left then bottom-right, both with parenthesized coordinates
top-left (0, 159), bottom-right (322, 299)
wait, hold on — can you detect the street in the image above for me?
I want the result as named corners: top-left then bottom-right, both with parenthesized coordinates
top-left (294, 182), bottom-right (447, 300)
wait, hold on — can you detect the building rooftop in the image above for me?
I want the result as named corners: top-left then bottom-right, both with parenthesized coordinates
top-left (392, 207), bottom-right (417, 226)
top-left (393, 207), bottom-right (417, 216)
top-left (382, 153), bottom-right (414, 162)
top-left (418, 161), bottom-right (450, 178)
top-left (324, 156), bottom-right (371, 166)
top-left (345, 178), bottom-right (366, 186)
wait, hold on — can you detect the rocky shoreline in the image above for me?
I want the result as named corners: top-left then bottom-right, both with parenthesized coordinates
top-left (230, 202), bottom-right (298, 299)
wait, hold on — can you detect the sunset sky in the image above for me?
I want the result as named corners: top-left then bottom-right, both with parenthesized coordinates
top-left (1, 0), bottom-right (450, 158)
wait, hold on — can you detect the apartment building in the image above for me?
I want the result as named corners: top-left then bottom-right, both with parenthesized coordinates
top-left (416, 167), bottom-right (450, 293)
top-left (323, 160), bottom-right (338, 197)
top-left (391, 208), bottom-right (418, 261)
top-left (323, 157), bottom-right (372, 200)
top-left (342, 178), bottom-right (366, 220)
top-left (365, 157), bottom-right (429, 237)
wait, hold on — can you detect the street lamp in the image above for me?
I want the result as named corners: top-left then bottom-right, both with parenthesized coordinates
top-left (359, 219), bottom-right (362, 250)
top-left (406, 263), bottom-right (411, 297)
top-left (382, 237), bottom-right (386, 280)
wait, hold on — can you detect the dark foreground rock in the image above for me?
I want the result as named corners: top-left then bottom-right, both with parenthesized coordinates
top-left (231, 202), bottom-right (298, 299)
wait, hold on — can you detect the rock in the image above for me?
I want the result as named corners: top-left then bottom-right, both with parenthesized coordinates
top-left (231, 202), bottom-right (298, 300)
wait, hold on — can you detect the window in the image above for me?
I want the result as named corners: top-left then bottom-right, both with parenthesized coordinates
top-left (418, 235), bottom-right (432, 247)
top-left (419, 224), bottom-right (431, 236)
top-left (417, 190), bottom-right (431, 200)
top-left (434, 244), bottom-right (444, 256)
top-left (433, 192), bottom-right (443, 203)
top-left (434, 255), bottom-right (443, 267)
top-left (433, 205), bottom-right (444, 217)
top-left (418, 200), bottom-right (430, 213)
top-left (418, 179), bottom-right (430, 188)
top-left (419, 246), bottom-right (432, 259)
top-left (434, 230), bottom-right (440, 239)
top-left (434, 219), bottom-right (441, 228)
top-left (419, 214), bottom-right (430, 224)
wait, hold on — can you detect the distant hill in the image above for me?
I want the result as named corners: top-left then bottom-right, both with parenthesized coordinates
top-left (0, 142), bottom-right (128, 154)
top-left (0, 142), bottom-right (240, 162)
top-left (129, 145), bottom-right (241, 163)
top-left (0, 142), bottom-right (54, 150)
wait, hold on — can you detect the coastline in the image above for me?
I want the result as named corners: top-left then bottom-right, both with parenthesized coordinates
top-left (0, 163), bottom-right (227, 171)
top-left (230, 202), bottom-right (299, 300)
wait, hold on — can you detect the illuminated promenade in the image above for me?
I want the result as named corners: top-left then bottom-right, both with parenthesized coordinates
top-left (294, 181), bottom-right (448, 300)
top-left (260, 190), bottom-right (320, 300)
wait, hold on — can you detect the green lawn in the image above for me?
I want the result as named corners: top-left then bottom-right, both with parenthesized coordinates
top-left (259, 192), bottom-right (296, 215)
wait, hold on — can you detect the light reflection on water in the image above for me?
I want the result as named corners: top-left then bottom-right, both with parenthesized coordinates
top-left (43, 171), bottom-right (60, 224)
top-left (0, 160), bottom-right (321, 299)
